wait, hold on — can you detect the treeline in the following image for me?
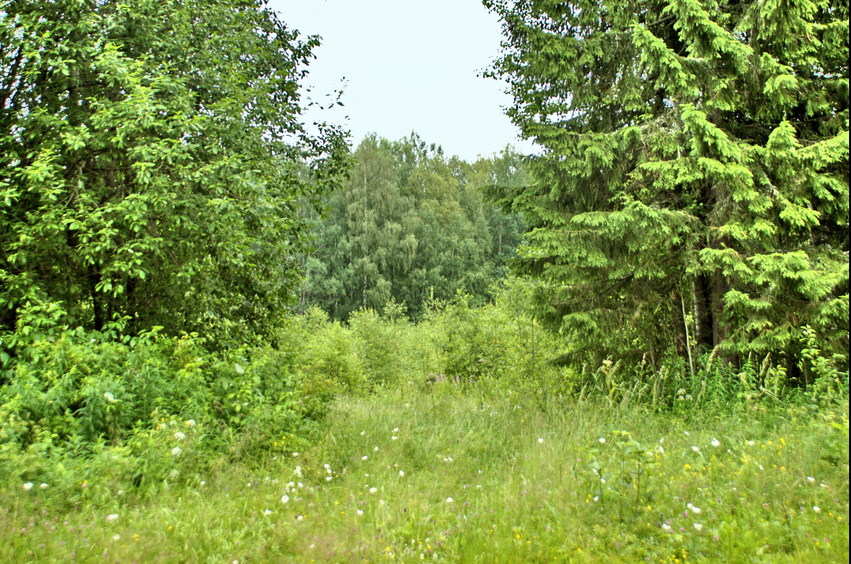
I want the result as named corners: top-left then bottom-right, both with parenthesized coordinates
top-left (299, 135), bottom-right (526, 320)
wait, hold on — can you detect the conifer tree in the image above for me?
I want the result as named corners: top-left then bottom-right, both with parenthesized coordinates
top-left (484, 0), bottom-right (848, 381)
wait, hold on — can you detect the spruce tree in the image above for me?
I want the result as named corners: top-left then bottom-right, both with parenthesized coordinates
top-left (484, 0), bottom-right (848, 381)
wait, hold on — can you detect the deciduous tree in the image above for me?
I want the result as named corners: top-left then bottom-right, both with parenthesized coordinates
top-left (300, 135), bottom-right (525, 320)
top-left (0, 0), bottom-right (348, 353)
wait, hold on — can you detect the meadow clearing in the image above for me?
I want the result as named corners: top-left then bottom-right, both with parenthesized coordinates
top-left (3, 384), bottom-right (847, 563)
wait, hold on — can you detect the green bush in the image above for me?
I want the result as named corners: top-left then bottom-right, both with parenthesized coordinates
top-left (0, 327), bottom-right (334, 494)
top-left (349, 307), bottom-right (414, 390)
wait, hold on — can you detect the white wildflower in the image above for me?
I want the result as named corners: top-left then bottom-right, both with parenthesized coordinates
top-left (446, 497), bottom-right (454, 503)
top-left (356, 509), bottom-right (364, 516)
top-left (103, 392), bottom-right (116, 403)
top-left (171, 446), bottom-right (182, 456)
top-left (39, 483), bottom-right (48, 489)
top-left (281, 495), bottom-right (290, 504)
top-left (598, 438), bottom-right (606, 444)
top-left (174, 431), bottom-right (186, 441)
top-left (263, 509), bottom-right (272, 516)
top-left (399, 470), bottom-right (405, 477)
top-left (691, 446), bottom-right (700, 453)
top-left (694, 523), bottom-right (703, 531)
top-left (369, 487), bottom-right (377, 494)
top-left (22, 482), bottom-right (33, 491)
top-left (105, 514), bottom-right (119, 522)
top-left (537, 438), bottom-right (544, 444)
top-left (813, 506), bottom-right (821, 513)
top-left (710, 438), bottom-right (721, 447)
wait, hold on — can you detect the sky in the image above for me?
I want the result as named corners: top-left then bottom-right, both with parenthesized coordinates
top-left (268, 0), bottom-right (536, 162)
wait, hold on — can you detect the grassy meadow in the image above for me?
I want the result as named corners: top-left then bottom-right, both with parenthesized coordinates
top-left (3, 382), bottom-right (847, 563)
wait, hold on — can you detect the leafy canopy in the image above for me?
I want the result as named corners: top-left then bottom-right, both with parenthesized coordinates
top-left (0, 0), bottom-right (349, 353)
top-left (300, 135), bottom-right (526, 321)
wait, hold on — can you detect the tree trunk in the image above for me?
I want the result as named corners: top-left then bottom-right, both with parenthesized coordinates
top-left (693, 276), bottom-right (714, 354)
top-left (89, 266), bottom-right (104, 332)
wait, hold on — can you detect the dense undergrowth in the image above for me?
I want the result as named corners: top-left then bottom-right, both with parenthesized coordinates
top-left (1, 289), bottom-right (848, 494)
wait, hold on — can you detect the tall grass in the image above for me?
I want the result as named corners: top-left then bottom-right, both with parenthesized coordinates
top-left (3, 385), bottom-right (847, 562)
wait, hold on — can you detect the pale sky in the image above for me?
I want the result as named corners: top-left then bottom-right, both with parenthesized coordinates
top-left (268, 0), bottom-right (536, 162)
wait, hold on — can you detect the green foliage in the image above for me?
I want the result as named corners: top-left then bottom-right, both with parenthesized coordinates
top-left (299, 135), bottom-right (526, 320)
top-left (348, 307), bottom-right (413, 390)
top-left (0, 0), bottom-right (349, 352)
top-left (484, 0), bottom-right (849, 386)
top-left (4, 390), bottom-right (844, 562)
top-left (423, 287), bottom-right (566, 400)
top-left (0, 330), bottom-right (330, 495)
top-left (585, 429), bottom-right (659, 520)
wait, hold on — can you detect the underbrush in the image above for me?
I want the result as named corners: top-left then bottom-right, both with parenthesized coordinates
top-left (1, 290), bottom-right (846, 505)
top-left (0, 328), bottom-right (332, 500)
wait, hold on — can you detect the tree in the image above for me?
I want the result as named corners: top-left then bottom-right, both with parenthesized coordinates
top-left (299, 135), bottom-right (525, 320)
top-left (0, 0), bottom-right (348, 352)
top-left (484, 0), bottom-right (848, 381)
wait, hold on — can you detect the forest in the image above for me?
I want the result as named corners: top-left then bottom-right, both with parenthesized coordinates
top-left (0, 0), bottom-right (847, 561)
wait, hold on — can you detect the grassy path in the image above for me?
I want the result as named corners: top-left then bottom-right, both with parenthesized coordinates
top-left (2, 388), bottom-right (848, 563)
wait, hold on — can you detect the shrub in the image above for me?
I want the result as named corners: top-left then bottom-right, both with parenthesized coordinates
top-left (0, 327), bottom-right (335, 493)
